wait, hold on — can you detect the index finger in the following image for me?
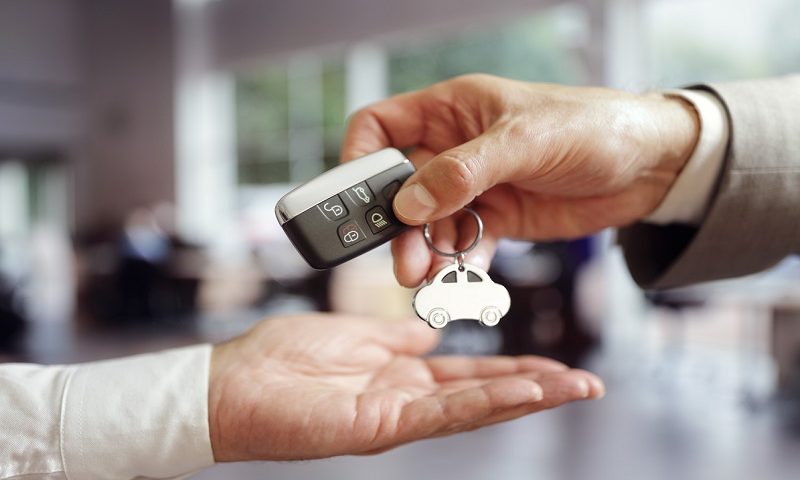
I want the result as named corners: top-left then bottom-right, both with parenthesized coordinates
top-left (340, 90), bottom-right (427, 162)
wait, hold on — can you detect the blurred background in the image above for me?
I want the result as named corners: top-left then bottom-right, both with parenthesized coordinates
top-left (2, 0), bottom-right (800, 478)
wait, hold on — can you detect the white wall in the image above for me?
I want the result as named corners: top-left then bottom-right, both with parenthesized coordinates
top-left (76, 0), bottom-right (176, 229)
top-left (0, 1), bottom-right (81, 84)
top-left (0, 0), bottom-right (84, 146)
top-left (0, 0), bottom-right (177, 231)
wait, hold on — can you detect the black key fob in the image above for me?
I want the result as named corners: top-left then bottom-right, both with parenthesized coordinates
top-left (275, 148), bottom-right (415, 269)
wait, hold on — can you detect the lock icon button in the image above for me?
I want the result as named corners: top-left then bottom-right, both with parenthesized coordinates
top-left (337, 221), bottom-right (365, 248)
top-left (316, 195), bottom-right (348, 220)
top-left (366, 206), bottom-right (391, 234)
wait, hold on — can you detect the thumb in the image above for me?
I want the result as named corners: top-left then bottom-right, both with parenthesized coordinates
top-left (393, 133), bottom-right (522, 225)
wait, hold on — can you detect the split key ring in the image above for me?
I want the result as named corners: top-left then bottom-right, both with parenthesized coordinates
top-left (422, 208), bottom-right (483, 270)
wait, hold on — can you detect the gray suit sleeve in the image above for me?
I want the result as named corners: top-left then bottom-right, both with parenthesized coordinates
top-left (619, 75), bottom-right (800, 289)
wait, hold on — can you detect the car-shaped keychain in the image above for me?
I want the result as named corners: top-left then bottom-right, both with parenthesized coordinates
top-left (413, 261), bottom-right (511, 328)
top-left (413, 208), bottom-right (511, 329)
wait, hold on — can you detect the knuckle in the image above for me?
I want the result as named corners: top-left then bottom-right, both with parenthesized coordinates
top-left (347, 106), bottom-right (375, 127)
top-left (451, 73), bottom-right (495, 87)
top-left (504, 117), bottom-right (533, 142)
top-left (436, 74), bottom-right (495, 98)
top-left (434, 153), bottom-right (479, 201)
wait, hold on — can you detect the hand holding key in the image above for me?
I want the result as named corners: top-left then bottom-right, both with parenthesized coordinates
top-left (340, 74), bottom-right (700, 286)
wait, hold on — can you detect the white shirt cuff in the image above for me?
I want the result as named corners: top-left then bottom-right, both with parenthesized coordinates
top-left (644, 89), bottom-right (730, 225)
top-left (62, 344), bottom-right (215, 479)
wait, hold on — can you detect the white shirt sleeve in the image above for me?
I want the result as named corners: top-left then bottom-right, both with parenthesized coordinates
top-left (0, 344), bottom-right (215, 480)
top-left (644, 89), bottom-right (731, 225)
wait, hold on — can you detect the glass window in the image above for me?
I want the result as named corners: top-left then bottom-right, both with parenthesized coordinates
top-left (235, 57), bottom-right (346, 185)
top-left (235, 64), bottom-right (290, 184)
top-left (233, 5), bottom-right (591, 186)
top-left (388, 5), bottom-right (589, 93)
top-left (322, 61), bottom-right (347, 171)
top-left (644, 0), bottom-right (800, 86)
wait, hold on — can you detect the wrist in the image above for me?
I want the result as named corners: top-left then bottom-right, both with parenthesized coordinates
top-left (650, 92), bottom-right (701, 176)
top-left (208, 342), bottom-right (238, 462)
top-left (647, 92), bottom-right (701, 177)
top-left (644, 89), bottom-right (730, 225)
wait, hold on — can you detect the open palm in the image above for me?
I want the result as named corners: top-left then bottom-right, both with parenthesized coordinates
top-left (208, 314), bottom-right (604, 461)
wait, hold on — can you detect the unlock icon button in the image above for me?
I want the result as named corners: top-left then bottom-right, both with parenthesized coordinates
top-left (366, 206), bottom-right (391, 234)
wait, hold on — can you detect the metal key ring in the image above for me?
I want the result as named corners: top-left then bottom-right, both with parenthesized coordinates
top-left (422, 208), bottom-right (483, 266)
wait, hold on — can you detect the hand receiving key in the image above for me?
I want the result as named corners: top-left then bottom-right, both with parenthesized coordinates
top-left (208, 314), bottom-right (605, 461)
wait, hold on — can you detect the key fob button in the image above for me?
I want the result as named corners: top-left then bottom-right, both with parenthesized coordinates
top-left (275, 148), bottom-right (416, 269)
top-left (344, 182), bottom-right (374, 206)
top-left (338, 221), bottom-right (366, 248)
top-left (317, 195), bottom-right (348, 221)
top-left (382, 181), bottom-right (401, 201)
top-left (366, 206), bottom-right (391, 234)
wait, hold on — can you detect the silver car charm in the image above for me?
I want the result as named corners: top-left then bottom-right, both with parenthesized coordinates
top-left (413, 208), bottom-right (511, 329)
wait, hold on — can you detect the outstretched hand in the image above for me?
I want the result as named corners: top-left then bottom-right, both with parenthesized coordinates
top-left (208, 314), bottom-right (604, 461)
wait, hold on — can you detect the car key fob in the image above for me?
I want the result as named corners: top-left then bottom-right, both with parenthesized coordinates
top-left (275, 148), bottom-right (415, 269)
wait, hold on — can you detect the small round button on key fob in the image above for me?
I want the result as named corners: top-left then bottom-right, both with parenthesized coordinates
top-left (275, 148), bottom-right (415, 269)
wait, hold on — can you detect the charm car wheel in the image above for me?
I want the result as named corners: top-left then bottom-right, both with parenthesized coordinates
top-left (479, 306), bottom-right (502, 327)
top-left (427, 308), bottom-right (450, 329)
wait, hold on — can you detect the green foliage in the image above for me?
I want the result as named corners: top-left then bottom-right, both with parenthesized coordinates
top-left (389, 14), bottom-right (585, 94)
top-left (235, 59), bottom-right (348, 184)
top-left (236, 65), bottom-right (290, 183)
top-left (322, 62), bottom-right (347, 171)
top-left (646, 0), bottom-right (800, 87)
top-left (649, 32), bottom-right (770, 86)
top-left (234, 10), bottom-right (586, 184)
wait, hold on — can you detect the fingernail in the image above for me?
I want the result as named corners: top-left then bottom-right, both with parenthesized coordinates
top-left (394, 184), bottom-right (437, 222)
top-left (589, 378), bottom-right (606, 399)
top-left (530, 384), bottom-right (544, 402)
top-left (575, 379), bottom-right (590, 398)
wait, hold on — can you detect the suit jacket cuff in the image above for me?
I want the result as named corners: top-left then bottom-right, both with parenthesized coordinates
top-left (620, 75), bottom-right (800, 289)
